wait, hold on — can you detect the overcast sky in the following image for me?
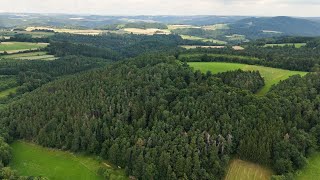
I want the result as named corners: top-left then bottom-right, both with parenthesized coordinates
top-left (1, 0), bottom-right (320, 17)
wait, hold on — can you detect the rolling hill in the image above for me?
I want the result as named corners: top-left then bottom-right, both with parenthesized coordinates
top-left (228, 16), bottom-right (320, 39)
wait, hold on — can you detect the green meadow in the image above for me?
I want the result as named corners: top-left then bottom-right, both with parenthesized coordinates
top-left (296, 153), bottom-right (320, 180)
top-left (180, 35), bottom-right (227, 44)
top-left (263, 43), bottom-right (306, 48)
top-left (0, 42), bottom-right (48, 53)
top-left (179, 53), bottom-right (259, 61)
top-left (10, 141), bottom-right (127, 180)
top-left (188, 62), bottom-right (307, 95)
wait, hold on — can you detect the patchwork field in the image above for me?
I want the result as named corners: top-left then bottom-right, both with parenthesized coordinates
top-left (26, 26), bottom-right (105, 35)
top-left (0, 42), bottom-right (48, 53)
top-left (180, 45), bottom-right (244, 50)
top-left (167, 24), bottom-right (201, 30)
top-left (180, 35), bottom-right (227, 44)
top-left (180, 53), bottom-right (259, 61)
top-left (122, 28), bottom-right (171, 35)
top-left (10, 141), bottom-right (127, 180)
top-left (225, 159), bottom-right (273, 180)
top-left (188, 62), bottom-right (307, 95)
top-left (263, 43), bottom-right (306, 48)
top-left (296, 153), bottom-right (320, 180)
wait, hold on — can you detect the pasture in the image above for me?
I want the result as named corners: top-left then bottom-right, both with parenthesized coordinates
top-left (122, 28), bottom-right (171, 35)
top-left (167, 24), bottom-right (201, 30)
top-left (180, 53), bottom-right (259, 61)
top-left (26, 26), bottom-right (104, 35)
top-left (188, 62), bottom-right (307, 95)
top-left (296, 153), bottom-right (320, 180)
top-left (263, 43), bottom-right (306, 48)
top-left (225, 159), bottom-right (273, 180)
top-left (180, 45), bottom-right (244, 50)
top-left (0, 42), bottom-right (48, 53)
top-left (180, 35), bottom-right (227, 44)
top-left (10, 141), bottom-right (127, 180)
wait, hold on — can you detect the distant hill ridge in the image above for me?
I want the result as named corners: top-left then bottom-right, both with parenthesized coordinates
top-left (230, 16), bottom-right (320, 36)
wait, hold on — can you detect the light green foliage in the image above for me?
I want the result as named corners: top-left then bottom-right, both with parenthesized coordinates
top-left (188, 62), bottom-right (307, 95)
top-left (296, 153), bottom-right (320, 180)
top-left (0, 87), bottom-right (17, 98)
top-left (0, 42), bottom-right (48, 53)
top-left (225, 159), bottom-right (273, 180)
top-left (10, 141), bottom-right (127, 180)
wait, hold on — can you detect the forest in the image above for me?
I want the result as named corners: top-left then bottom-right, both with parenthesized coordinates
top-left (0, 31), bottom-right (320, 179)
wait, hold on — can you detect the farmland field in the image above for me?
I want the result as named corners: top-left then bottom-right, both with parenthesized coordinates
top-left (188, 62), bottom-right (307, 95)
top-left (263, 43), bottom-right (306, 48)
top-left (180, 45), bottom-right (244, 50)
top-left (0, 42), bottom-right (48, 53)
top-left (225, 159), bottom-right (273, 180)
top-left (122, 28), bottom-right (171, 35)
top-left (1, 51), bottom-right (57, 60)
top-left (180, 35), bottom-right (227, 44)
top-left (10, 141), bottom-right (127, 180)
top-left (296, 153), bottom-right (320, 180)
top-left (179, 53), bottom-right (259, 61)
top-left (26, 26), bottom-right (105, 35)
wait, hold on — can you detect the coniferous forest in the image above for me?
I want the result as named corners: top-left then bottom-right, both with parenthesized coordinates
top-left (0, 24), bottom-right (320, 179)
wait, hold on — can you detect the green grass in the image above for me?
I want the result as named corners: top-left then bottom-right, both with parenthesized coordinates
top-left (225, 159), bottom-right (273, 180)
top-left (179, 53), bottom-right (259, 61)
top-left (2, 51), bottom-right (47, 58)
top-left (180, 35), bottom-right (227, 45)
top-left (0, 87), bottom-right (17, 98)
top-left (10, 141), bottom-right (128, 180)
top-left (263, 43), bottom-right (306, 48)
top-left (0, 42), bottom-right (48, 53)
top-left (296, 153), bottom-right (320, 180)
top-left (188, 62), bottom-right (307, 95)
top-left (2, 51), bottom-right (57, 61)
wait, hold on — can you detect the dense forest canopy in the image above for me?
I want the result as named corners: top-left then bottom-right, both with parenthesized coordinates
top-left (0, 53), bottom-right (319, 179)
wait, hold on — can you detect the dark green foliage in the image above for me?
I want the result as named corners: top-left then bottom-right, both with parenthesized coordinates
top-left (49, 33), bottom-right (184, 59)
top-left (215, 69), bottom-right (265, 93)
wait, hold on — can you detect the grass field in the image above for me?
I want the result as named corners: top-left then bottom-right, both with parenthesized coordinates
top-left (263, 43), bottom-right (306, 48)
top-left (1, 51), bottom-right (57, 61)
top-left (180, 35), bottom-right (227, 45)
top-left (188, 62), bottom-right (307, 95)
top-left (26, 27), bottom-right (104, 35)
top-left (296, 153), bottom-right (320, 180)
top-left (225, 159), bottom-right (273, 180)
top-left (122, 28), bottom-right (171, 35)
top-left (0, 42), bottom-right (48, 53)
top-left (180, 53), bottom-right (259, 61)
top-left (10, 141), bottom-right (127, 180)
top-left (180, 45), bottom-right (244, 50)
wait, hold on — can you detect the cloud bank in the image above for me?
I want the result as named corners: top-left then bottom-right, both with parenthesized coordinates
top-left (1, 0), bottom-right (319, 16)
